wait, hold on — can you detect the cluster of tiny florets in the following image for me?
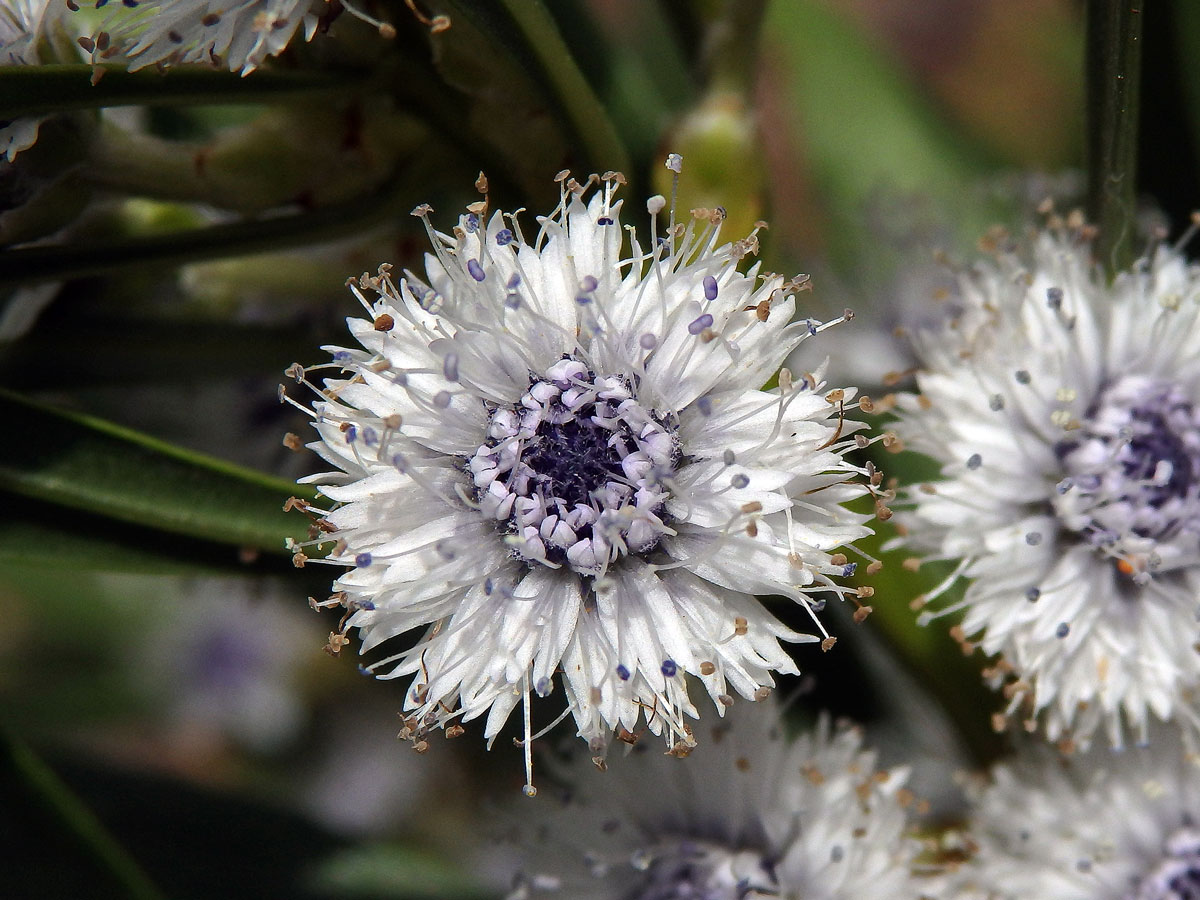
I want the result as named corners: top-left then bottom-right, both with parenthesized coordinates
top-left (287, 160), bottom-right (883, 794)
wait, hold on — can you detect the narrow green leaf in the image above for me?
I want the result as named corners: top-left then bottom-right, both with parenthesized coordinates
top-left (0, 497), bottom-right (298, 573)
top-left (0, 64), bottom-right (364, 120)
top-left (0, 390), bottom-right (311, 554)
top-left (497, 0), bottom-right (631, 175)
top-left (1086, 0), bottom-right (1143, 276)
top-left (312, 843), bottom-right (496, 899)
top-left (1, 727), bottom-right (166, 900)
top-left (0, 166), bottom-right (410, 284)
top-left (762, 0), bottom-right (995, 266)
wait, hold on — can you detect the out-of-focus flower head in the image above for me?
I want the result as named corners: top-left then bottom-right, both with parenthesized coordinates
top-left (952, 735), bottom-right (1200, 899)
top-left (505, 702), bottom-right (930, 900)
top-left (893, 218), bottom-right (1200, 749)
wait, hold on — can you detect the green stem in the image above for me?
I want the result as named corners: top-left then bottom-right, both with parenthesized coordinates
top-left (0, 64), bottom-right (364, 120)
top-left (0, 167), bottom-right (409, 284)
top-left (496, 0), bottom-right (633, 175)
top-left (704, 0), bottom-right (769, 93)
top-left (1086, 0), bottom-right (1143, 276)
top-left (2, 727), bottom-right (166, 900)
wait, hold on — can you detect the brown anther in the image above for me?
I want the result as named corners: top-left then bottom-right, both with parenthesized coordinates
top-left (866, 561), bottom-right (883, 575)
top-left (413, 740), bottom-right (430, 754)
top-left (830, 553), bottom-right (848, 566)
top-left (858, 396), bottom-right (875, 413)
top-left (95, 30), bottom-right (109, 50)
top-left (735, 756), bottom-right (751, 772)
top-left (292, 551), bottom-right (308, 568)
top-left (410, 203), bottom-right (433, 217)
top-left (699, 661), bottom-right (716, 676)
top-left (740, 501), bottom-right (763, 515)
top-left (853, 605), bottom-right (873, 624)
top-left (373, 314), bottom-right (395, 331)
top-left (802, 764), bottom-right (825, 785)
top-left (919, 483), bottom-right (937, 495)
top-left (902, 557), bottom-right (921, 572)
top-left (370, 359), bottom-right (392, 373)
top-left (753, 687), bottom-right (771, 701)
top-left (283, 432), bottom-right (303, 451)
top-left (733, 616), bottom-right (748, 636)
top-left (718, 694), bottom-right (734, 707)
top-left (874, 501), bottom-right (893, 521)
top-left (745, 520), bottom-right (758, 538)
top-left (881, 432), bottom-right (904, 453)
top-left (917, 394), bottom-right (933, 410)
top-left (324, 630), bottom-right (349, 655)
top-left (201, 12), bottom-right (219, 25)
top-left (383, 414), bottom-right (402, 428)
top-left (777, 368), bottom-right (793, 392)
top-left (825, 389), bottom-right (845, 404)
top-left (77, 35), bottom-right (95, 52)
top-left (788, 551), bottom-right (804, 569)
top-left (617, 728), bottom-right (639, 745)
top-left (665, 741), bottom-right (695, 758)
top-left (821, 636), bottom-right (837, 652)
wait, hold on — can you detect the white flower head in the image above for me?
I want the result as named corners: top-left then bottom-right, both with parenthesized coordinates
top-left (287, 160), bottom-right (875, 789)
top-left (893, 222), bottom-right (1200, 748)
top-left (73, 0), bottom-right (333, 75)
top-left (953, 738), bottom-right (1200, 900)
top-left (2, 0), bottom-right (82, 159)
top-left (505, 703), bottom-right (928, 900)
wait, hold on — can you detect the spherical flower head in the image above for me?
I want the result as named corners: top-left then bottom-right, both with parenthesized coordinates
top-left (75, 0), bottom-right (331, 75)
top-left (288, 162), bottom-right (873, 786)
top-left (505, 703), bottom-right (928, 900)
top-left (953, 737), bottom-right (1200, 900)
top-left (893, 222), bottom-right (1200, 748)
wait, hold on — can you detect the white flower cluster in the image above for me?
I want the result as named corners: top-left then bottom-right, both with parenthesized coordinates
top-left (891, 217), bottom-right (1200, 895)
top-left (506, 703), bottom-right (931, 900)
top-left (893, 224), bottom-right (1200, 750)
top-left (289, 160), bottom-right (879, 791)
top-left (81, 0), bottom-right (328, 75)
top-left (948, 737), bottom-right (1200, 900)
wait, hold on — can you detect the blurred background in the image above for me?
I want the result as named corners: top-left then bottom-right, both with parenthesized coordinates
top-left (1, 0), bottom-right (1194, 896)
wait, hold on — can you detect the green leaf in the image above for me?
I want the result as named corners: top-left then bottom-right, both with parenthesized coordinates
top-left (0, 497), bottom-right (302, 573)
top-left (0, 390), bottom-right (312, 555)
top-left (311, 844), bottom-right (496, 900)
top-left (1, 727), bottom-right (166, 900)
top-left (761, 0), bottom-right (996, 266)
top-left (0, 64), bottom-right (364, 121)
